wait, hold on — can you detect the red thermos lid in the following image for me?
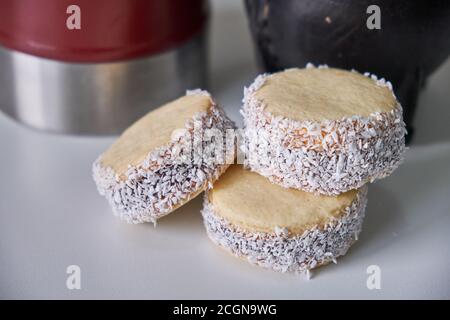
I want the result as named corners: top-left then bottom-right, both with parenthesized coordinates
top-left (0, 0), bottom-right (208, 62)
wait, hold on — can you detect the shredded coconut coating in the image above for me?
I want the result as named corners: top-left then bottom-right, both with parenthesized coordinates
top-left (242, 65), bottom-right (407, 195)
top-left (93, 91), bottom-right (235, 224)
top-left (202, 186), bottom-right (368, 274)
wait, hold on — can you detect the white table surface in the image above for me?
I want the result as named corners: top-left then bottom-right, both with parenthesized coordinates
top-left (1, 0), bottom-right (450, 299)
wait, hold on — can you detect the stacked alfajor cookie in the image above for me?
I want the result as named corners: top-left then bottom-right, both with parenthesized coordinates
top-left (202, 165), bottom-right (368, 274)
top-left (201, 65), bottom-right (406, 275)
top-left (93, 90), bottom-right (234, 225)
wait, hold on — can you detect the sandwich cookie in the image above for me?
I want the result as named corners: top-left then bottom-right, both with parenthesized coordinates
top-left (202, 165), bottom-right (368, 274)
top-left (242, 65), bottom-right (406, 195)
top-left (93, 90), bottom-right (235, 224)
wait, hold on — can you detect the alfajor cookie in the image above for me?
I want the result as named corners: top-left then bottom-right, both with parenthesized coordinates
top-left (93, 90), bottom-right (235, 224)
top-left (202, 165), bottom-right (368, 274)
top-left (242, 64), bottom-right (406, 195)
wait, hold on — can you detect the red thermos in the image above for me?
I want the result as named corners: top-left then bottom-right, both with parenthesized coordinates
top-left (0, 0), bottom-right (209, 134)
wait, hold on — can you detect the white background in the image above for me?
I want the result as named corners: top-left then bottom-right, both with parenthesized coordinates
top-left (1, 0), bottom-right (449, 299)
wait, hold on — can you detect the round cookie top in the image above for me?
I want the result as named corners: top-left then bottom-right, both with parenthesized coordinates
top-left (252, 67), bottom-right (396, 122)
top-left (208, 165), bottom-right (360, 235)
top-left (101, 93), bottom-right (212, 177)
